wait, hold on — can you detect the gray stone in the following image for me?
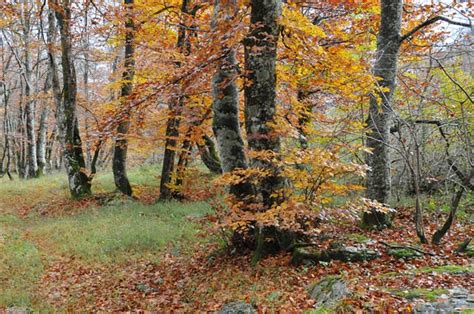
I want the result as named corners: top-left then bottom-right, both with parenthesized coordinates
top-left (216, 301), bottom-right (255, 314)
top-left (308, 276), bottom-right (350, 307)
top-left (414, 287), bottom-right (474, 313)
top-left (292, 244), bottom-right (380, 265)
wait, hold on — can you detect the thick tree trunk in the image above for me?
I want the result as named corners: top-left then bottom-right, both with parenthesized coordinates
top-left (244, 0), bottom-right (283, 207)
top-left (211, 0), bottom-right (253, 198)
top-left (113, 0), bottom-right (135, 196)
top-left (53, 0), bottom-right (91, 198)
top-left (363, 0), bottom-right (402, 228)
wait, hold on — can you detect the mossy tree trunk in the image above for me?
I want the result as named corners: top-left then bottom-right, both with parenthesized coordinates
top-left (363, 0), bottom-right (402, 228)
top-left (113, 0), bottom-right (135, 196)
top-left (211, 0), bottom-right (254, 199)
top-left (244, 0), bottom-right (283, 207)
top-left (52, 0), bottom-right (91, 198)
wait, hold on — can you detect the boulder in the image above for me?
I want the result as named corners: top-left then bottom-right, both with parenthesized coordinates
top-left (292, 242), bottom-right (380, 265)
top-left (308, 276), bottom-right (350, 307)
top-left (414, 287), bottom-right (474, 313)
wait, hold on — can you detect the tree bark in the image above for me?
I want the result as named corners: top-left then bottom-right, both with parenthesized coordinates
top-left (159, 100), bottom-right (182, 201)
top-left (363, 0), bottom-right (402, 228)
top-left (21, 1), bottom-right (38, 178)
top-left (197, 135), bottom-right (222, 175)
top-left (212, 0), bottom-right (253, 199)
top-left (159, 0), bottom-right (189, 201)
top-left (113, 0), bottom-right (135, 196)
top-left (244, 0), bottom-right (283, 207)
top-left (36, 106), bottom-right (49, 176)
top-left (52, 0), bottom-right (91, 198)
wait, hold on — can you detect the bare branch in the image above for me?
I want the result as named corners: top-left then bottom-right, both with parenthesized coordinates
top-left (400, 15), bottom-right (472, 43)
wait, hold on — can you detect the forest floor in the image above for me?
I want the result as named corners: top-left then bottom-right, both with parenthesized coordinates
top-left (0, 166), bottom-right (472, 312)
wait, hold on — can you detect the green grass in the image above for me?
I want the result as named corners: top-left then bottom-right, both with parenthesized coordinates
top-left (29, 201), bottom-right (211, 262)
top-left (0, 227), bottom-right (44, 308)
top-left (0, 164), bottom-right (213, 310)
top-left (0, 164), bottom-right (162, 215)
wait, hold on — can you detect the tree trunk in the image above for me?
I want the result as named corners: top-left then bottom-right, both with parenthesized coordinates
top-left (211, 0), bottom-right (253, 198)
top-left (432, 167), bottom-right (473, 245)
top-left (46, 6), bottom-right (64, 172)
top-left (159, 0), bottom-right (189, 201)
top-left (53, 0), bottom-right (91, 198)
top-left (113, 0), bottom-right (135, 196)
top-left (21, 3), bottom-right (38, 178)
top-left (197, 135), bottom-right (222, 175)
top-left (244, 0), bottom-right (283, 207)
top-left (159, 101), bottom-right (181, 200)
top-left (36, 106), bottom-right (49, 176)
top-left (363, 0), bottom-right (402, 228)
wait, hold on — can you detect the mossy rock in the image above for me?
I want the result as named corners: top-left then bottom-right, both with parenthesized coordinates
top-left (292, 244), bottom-right (380, 265)
top-left (391, 288), bottom-right (448, 301)
top-left (346, 233), bottom-right (371, 243)
top-left (307, 276), bottom-right (350, 307)
top-left (388, 248), bottom-right (422, 259)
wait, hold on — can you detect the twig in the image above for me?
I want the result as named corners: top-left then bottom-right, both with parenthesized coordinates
top-left (380, 241), bottom-right (435, 256)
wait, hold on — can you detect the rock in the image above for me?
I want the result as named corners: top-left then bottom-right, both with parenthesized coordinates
top-left (308, 276), bottom-right (350, 307)
top-left (414, 287), bottom-right (474, 313)
top-left (388, 248), bottom-right (422, 259)
top-left (292, 243), bottom-right (380, 265)
top-left (449, 287), bottom-right (468, 299)
top-left (216, 301), bottom-right (255, 314)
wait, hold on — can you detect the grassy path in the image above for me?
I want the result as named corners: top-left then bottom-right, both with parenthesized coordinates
top-left (0, 167), bottom-right (211, 310)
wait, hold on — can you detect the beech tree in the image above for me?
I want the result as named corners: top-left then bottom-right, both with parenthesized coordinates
top-left (51, 0), bottom-right (91, 197)
top-left (364, 0), bottom-right (472, 229)
top-left (211, 0), bottom-right (253, 199)
top-left (113, 0), bottom-right (135, 196)
top-left (363, 0), bottom-right (403, 228)
top-left (244, 0), bottom-right (284, 208)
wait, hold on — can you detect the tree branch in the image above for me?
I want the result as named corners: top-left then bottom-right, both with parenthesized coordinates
top-left (400, 16), bottom-right (472, 43)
